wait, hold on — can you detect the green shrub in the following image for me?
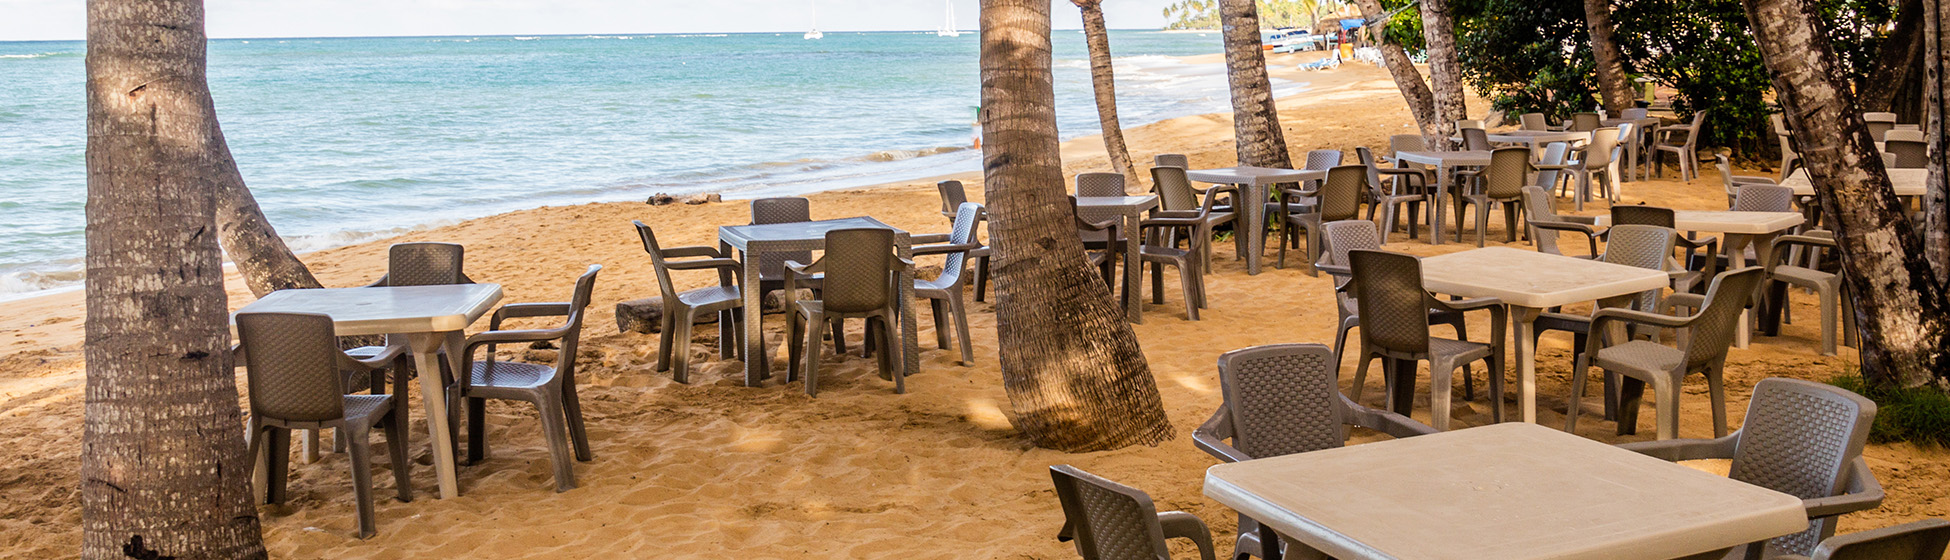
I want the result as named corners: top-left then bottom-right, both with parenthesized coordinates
top-left (1827, 375), bottom-right (1950, 448)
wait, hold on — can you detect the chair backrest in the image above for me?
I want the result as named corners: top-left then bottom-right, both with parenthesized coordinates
top-left (1611, 204), bottom-right (1676, 228)
top-left (937, 203), bottom-right (984, 286)
top-left (1390, 134), bottom-right (1430, 156)
top-left (1048, 465), bottom-right (1173, 560)
top-left (1601, 224), bottom-right (1677, 311)
top-left (1681, 267), bottom-right (1766, 368)
top-left (1810, 519), bottom-right (1950, 560)
top-left (1622, 107), bottom-right (1649, 120)
top-left (1571, 112), bottom-right (1601, 132)
top-left (1216, 344), bottom-right (1350, 459)
top-left (1520, 112), bottom-right (1549, 131)
top-left (1885, 140), bottom-right (1928, 168)
top-left (1456, 119), bottom-right (1484, 130)
top-left (1584, 127), bottom-right (1623, 168)
top-left (1076, 172), bottom-right (1126, 197)
top-left (1150, 166), bottom-right (1199, 212)
top-left (1773, 114), bottom-right (1799, 158)
top-left (1680, 110), bottom-right (1708, 145)
top-left (1461, 128), bottom-right (1492, 151)
top-left (237, 312), bottom-right (348, 423)
top-left (752, 197), bottom-right (813, 281)
top-left (1355, 146), bottom-right (1386, 196)
top-left (1154, 153), bottom-right (1188, 169)
top-left (1732, 184), bottom-right (1794, 212)
top-left (1483, 147), bottom-right (1532, 199)
top-left (631, 221), bottom-right (684, 299)
top-left (1520, 186), bottom-right (1567, 255)
top-left (1533, 142), bottom-right (1570, 189)
top-left (1882, 129), bottom-right (1925, 143)
top-left (1862, 112), bottom-right (1898, 123)
top-left (1730, 377), bottom-right (1878, 555)
top-left (937, 180), bottom-right (968, 217)
top-left (1304, 149), bottom-right (1342, 171)
top-left (1348, 249), bottom-right (1431, 354)
top-left (1481, 109), bottom-right (1505, 128)
top-left (386, 242), bottom-right (465, 287)
top-left (1715, 153), bottom-right (1742, 200)
top-left (1322, 220), bottom-right (1382, 270)
top-left (1864, 113), bottom-right (1896, 140)
top-left (1318, 165), bottom-right (1367, 222)
top-left (820, 228), bottom-right (898, 314)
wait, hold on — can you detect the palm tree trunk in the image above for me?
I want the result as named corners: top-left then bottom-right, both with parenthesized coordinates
top-left (980, 0), bottom-right (1175, 451)
top-left (1584, 0), bottom-right (1637, 114)
top-left (1074, 0), bottom-right (1141, 189)
top-left (1220, 0), bottom-right (1295, 168)
top-left (1861, 0), bottom-right (1925, 119)
top-left (1355, 0), bottom-right (1443, 147)
top-left (216, 160), bottom-right (322, 296)
top-left (1743, 0), bottom-right (1950, 388)
top-left (1420, 0), bottom-right (1468, 148)
top-left (1925, 0), bottom-right (1948, 284)
top-left (83, 0), bottom-right (268, 558)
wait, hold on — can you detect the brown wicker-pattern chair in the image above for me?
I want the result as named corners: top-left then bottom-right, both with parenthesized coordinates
top-left (1765, 233), bottom-right (1855, 356)
top-left (1567, 267), bottom-right (1765, 439)
top-left (1346, 249), bottom-right (1506, 431)
top-left (1268, 150), bottom-right (1342, 244)
top-left (1356, 146), bottom-right (1427, 240)
top-left (912, 203), bottom-right (984, 364)
top-left (1716, 153), bottom-right (1782, 208)
top-left (1278, 165), bottom-right (1365, 273)
top-left (1154, 153), bottom-right (1189, 169)
top-left (1882, 129), bottom-right (1925, 143)
top-left (1863, 112), bottom-right (1898, 142)
top-left (1520, 112), bottom-right (1551, 131)
top-left (1192, 343), bottom-right (1437, 560)
top-left (1653, 110), bottom-right (1708, 181)
top-left (1050, 465), bottom-right (1216, 560)
top-left (1611, 204), bottom-right (1718, 293)
top-left (239, 312), bottom-right (412, 539)
top-left (633, 221), bottom-right (745, 384)
top-left (936, 180), bottom-right (992, 302)
top-left (454, 265), bottom-right (601, 493)
top-left (784, 228), bottom-right (912, 397)
top-left (1461, 127), bottom-right (1493, 151)
top-left (1451, 147), bottom-right (1531, 246)
top-left (1773, 114), bottom-right (1803, 181)
top-left (332, 242), bottom-right (468, 460)
top-left (1077, 172), bottom-right (1128, 197)
top-left (1153, 165), bottom-right (1236, 274)
top-left (1620, 377), bottom-right (1884, 557)
top-left (1885, 139), bottom-right (1928, 168)
top-left (1773, 519), bottom-right (1950, 560)
top-left (1565, 127), bottom-right (1624, 210)
top-left (1071, 197), bottom-right (1121, 288)
top-left (1569, 112), bottom-right (1602, 132)
top-left (1532, 224), bottom-right (1676, 422)
top-left (751, 197), bottom-right (821, 297)
top-left (1732, 183), bottom-right (1795, 213)
top-left (1316, 220), bottom-right (1472, 366)
top-left (1521, 186), bottom-right (1603, 258)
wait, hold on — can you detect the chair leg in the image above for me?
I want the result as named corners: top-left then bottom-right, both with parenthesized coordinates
top-left (929, 299), bottom-right (950, 350)
top-left (534, 396), bottom-right (577, 492)
top-left (832, 317), bottom-right (848, 355)
top-left (803, 311), bottom-right (826, 397)
top-left (1565, 354), bottom-right (1591, 433)
top-left (974, 256), bottom-right (991, 303)
top-left (561, 384), bottom-right (591, 462)
top-left (787, 311), bottom-right (805, 383)
top-left (1179, 260), bottom-right (1200, 321)
top-left (1332, 317), bottom-right (1357, 369)
top-left (1152, 260), bottom-right (1166, 305)
top-left (266, 426), bottom-right (291, 505)
top-left (1429, 360), bottom-right (1454, 432)
top-left (384, 409), bottom-right (412, 503)
top-left (1503, 201), bottom-right (1521, 243)
top-left (465, 396), bottom-right (486, 464)
top-left (346, 425), bottom-right (377, 538)
top-left (1616, 374), bottom-right (1646, 436)
top-left (1818, 285), bottom-right (1839, 356)
top-left (1474, 200), bottom-right (1489, 247)
top-left (1486, 351), bottom-right (1505, 423)
top-left (1350, 352), bottom-right (1374, 404)
top-left (1706, 367), bottom-right (1729, 438)
top-left (948, 290), bottom-right (974, 365)
top-left (655, 312), bottom-right (675, 373)
top-left (717, 310), bottom-right (735, 360)
top-left (1304, 225), bottom-right (1321, 277)
top-left (670, 310), bottom-right (696, 384)
top-left (1653, 376), bottom-right (1682, 440)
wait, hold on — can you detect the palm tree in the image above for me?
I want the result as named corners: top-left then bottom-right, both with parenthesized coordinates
top-left (1353, 0), bottom-right (1441, 145)
top-left (1922, 0), bottom-right (1947, 279)
top-left (82, 0), bottom-right (268, 558)
top-left (1583, 0), bottom-right (1636, 114)
top-left (1073, 0), bottom-right (1141, 189)
top-left (1220, 0), bottom-right (1295, 168)
top-left (1741, 0), bottom-right (1950, 388)
top-left (979, 0), bottom-right (1174, 451)
top-left (1420, 0), bottom-right (1467, 147)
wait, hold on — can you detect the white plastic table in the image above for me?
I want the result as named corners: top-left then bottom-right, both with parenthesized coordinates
top-left (1596, 210), bottom-right (1805, 348)
top-left (1421, 247), bottom-right (1669, 424)
top-left (1204, 422), bottom-right (1808, 560)
top-left (235, 283), bottom-right (503, 499)
top-left (1779, 168), bottom-right (1927, 197)
top-left (718, 216), bottom-right (918, 389)
top-left (1392, 150), bottom-right (1492, 245)
top-left (1076, 195), bottom-right (1160, 323)
top-left (1187, 166), bottom-right (1327, 274)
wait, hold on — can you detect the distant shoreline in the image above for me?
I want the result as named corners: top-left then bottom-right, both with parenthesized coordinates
top-left (0, 29), bottom-right (1188, 44)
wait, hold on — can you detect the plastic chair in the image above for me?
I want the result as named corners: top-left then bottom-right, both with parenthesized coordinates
top-left (454, 265), bottom-right (601, 492)
top-left (1570, 112), bottom-right (1602, 132)
top-left (1773, 518), bottom-right (1950, 560)
top-left (633, 221), bottom-right (745, 384)
top-left (912, 203), bottom-right (984, 364)
top-left (1882, 129), bottom-right (1925, 143)
top-left (1531, 225), bottom-right (1676, 420)
top-left (1461, 127), bottom-right (1493, 151)
top-left (784, 228), bottom-right (911, 396)
top-left (1345, 249), bottom-right (1506, 431)
top-left (1072, 197), bottom-right (1122, 288)
top-left (1863, 112), bottom-right (1897, 142)
top-left (937, 180), bottom-right (992, 302)
top-left (1278, 165), bottom-right (1366, 273)
top-left (1733, 183), bottom-right (1796, 213)
top-left (1153, 165), bottom-right (1236, 275)
top-left (1521, 186), bottom-right (1603, 258)
top-left (1136, 184), bottom-right (1232, 320)
top-left (1773, 114), bottom-right (1802, 181)
top-left (1450, 147), bottom-right (1530, 246)
top-left (1884, 139), bottom-right (1928, 168)
top-left (1620, 377), bottom-right (1884, 557)
top-left (751, 197), bottom-right (822, 298)
top-left (1764, 232), bottom-right (1855, 356)
top-left (1611, 205), bottom-right (1717, 293)
top-left (936, 179), bottom-right (969, 221)
top-left (1191, 343), bottom-right (1437, 560)
top-left (1566, 267), bottom-right (1765, 439)
top-left (1566, 127), bottom-right (1624, 211)
top-left (1049, 465), bottom-right (1216, 560)
top-left (1520, 112), bottom-right (1550, 131)
top-left (1530, 142), bottom-right (1573, 197)
top-left (1356, 146), bottom-right (1427, 240)
top-left (1077, 172), bottom-right (1127, 197)
top-left (1653, 110), bottom-right (1708, 181)
top-left (239, 312), bottom-right (411, 539)
top-left (1313, 220), bottom-right (1473, 386)
top-left (1717, 153), bottom-right (1782, 208)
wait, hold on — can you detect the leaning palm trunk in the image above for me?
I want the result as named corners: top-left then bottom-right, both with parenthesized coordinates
top-left (82, 0), bottom-right (268, 558)
top-left (1419, 0), bottom-right (1468, 147)
top-left (1743, 0), bottom-right (1950, 388)
top-left (1073, 0), bottom-right (1141, 189)
top-left (217, 161), bottom-right (322, 296)
top-left (980, 0), bottom-right (1174, 451)
top-left (1584, 0), bottom-right (1637, 114)
top-left (1923, 0), bottom-right (1948, 282)
top-left (1219, 0), bottom-right (1294, 168)
top-left (1354, 0), bottom-right (1442, 147)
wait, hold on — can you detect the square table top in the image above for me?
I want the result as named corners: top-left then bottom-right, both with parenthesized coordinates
top-left (1487, 130), bottom-right (1590, 144)
top-left (234, 284), bottom-right (503, 336)
top-left (718, 216), bottom-right (908, 250)
top-left (1421, 247), bottom-right (1670, 309)
top-left (1393, 150), bottom-right (1493, 167)
top-left (1186, 166), bottom-right (1326, 186)
top-left (1074, 195), bottom-right (1160, 212)
top-left (1203, 423), bottom-right (1808, 560)
top-left (1594, 210), bottom-right (1804, 234)
top-left (1779, 168), bottom-right (1926, 197)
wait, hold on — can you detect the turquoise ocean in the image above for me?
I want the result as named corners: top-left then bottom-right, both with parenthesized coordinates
top-left (0, 30), bottom-right (1298, 299)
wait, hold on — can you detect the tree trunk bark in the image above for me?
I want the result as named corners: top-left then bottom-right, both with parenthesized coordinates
top-left (1743, 0), bottom-right (1950, 389)
top-left (83, 0), bottom-right (268, 558)
top-left (979, 0), bottom-right (1175, 451)
top-left (1420, 0), bottom-right (1468, 149)
top-left (1074, 0), bottom-right (1142, 189)
top-left (1861, 0), bottom-right (1925, 119)
top-left (215, 157), bottom-right (322, 296)
top-left (1220, 0), bottom-right (1295, 167)
top-left (1355, 0), bottom-right (1443, 148)
top-left (1584, 0), bottom-right (1637, 114)
top-left (1925, 0), bottom-right (1949, 284)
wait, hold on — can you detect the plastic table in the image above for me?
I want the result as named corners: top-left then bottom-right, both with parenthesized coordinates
top-left (1187, 167), bottom-right (1327, 275)
top-left (718, 217), bottom-right (918, 389)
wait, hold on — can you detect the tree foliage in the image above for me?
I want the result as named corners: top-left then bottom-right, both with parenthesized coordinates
top-left (1164, 0), bottom-right (1346, 29)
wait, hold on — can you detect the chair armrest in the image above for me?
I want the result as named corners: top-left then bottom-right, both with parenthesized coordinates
top-left (661, 245), bottom-right (727, 259)
top-left (913, 242), bottom-right (982, 257)
top-left (1314, 263), bottom-right (1351, 279)
top-left (1767, 235), bottom-right (1838, 268)
top-left (1191, 409), bottom-right (1253, 464)
top-left (1150, 209), bottom-right (1204, 220)
top-left (490, 302), bottom-right (571, 330)
top-left (1803, 457), bottom-right (1883, 518)
top-left (1617, 434), bottom-right (1740, 461)
top-left (1731, 175), bottom-right (1777, 185)
top-left (1532, 163), bottom-right (1575, 171)
top-left (1343, 394), bottom-right (1439, 438)
top-left (1157, 511), bottom-right (1218, 560)
top-left (338, 341), bottom-right (408, 371)
top-left (1591, 307), bottom-right (1694, 335)
top-left (664, 257), bottom-right (743, 272)
top-left (1659, 293), bottom-right (1707, 315)
top-left (909, 233), bottom-right (952, 245)
top-left (1140, 216), bottom-right (1205, 230)
top-left (1429, 295), bottom-right (1502, 313)
top-left (462, 327), bottom-right (571, 362)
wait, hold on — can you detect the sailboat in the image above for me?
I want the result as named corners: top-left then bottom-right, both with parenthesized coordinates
top-left (936, 0), bottom-right (960, 37)
top-left (804, 0), bottom-right (824, 40)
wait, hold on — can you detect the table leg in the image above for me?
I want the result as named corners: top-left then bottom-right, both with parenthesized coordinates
top-left (1242, 182), bottom-right (1266, 275)
top-left (898, 241), bottom-right (919, 378)
top-left (1512, 307), bottom-right (1541, 424)
top-left (404, 332), bottom-right (461, 499)
top-left (1260, 523), bottom-right (1284, 560)
top-left (1122, 210), bottom-right (1145, 323)
top-left (1727, 233), bottom-right (1777, 349)
top-left (742, 254), bottom-right (767, 386)
top-left (1431, 164), bottom-right (1451, 245)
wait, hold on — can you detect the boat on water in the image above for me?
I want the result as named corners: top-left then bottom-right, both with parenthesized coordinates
top-left (805, 0), bottom-right (824, 39)
top-left (936, 0), bottom-right (960, 37)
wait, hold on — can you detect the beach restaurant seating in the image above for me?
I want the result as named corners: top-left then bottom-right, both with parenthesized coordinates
top-left (1071, 196), bottom-right (1121, 288)
top-left (935, 180), bottom-right (992, 302)
top-left (1620, 377), bottom-right (1884, 557)
top-left (1135, 189), bottom-right (1216, 321)
top-left (633, 221), bottom-right (746, 384)
top-left (1049, 465), bottom-right (1217, 560)
top-left (1345, 249), bottom-right (1506, 431)
top-left (1356, 146), bottom-right (1427, 240)
top-left (1764, 232), bottom-right (1857, 357)
top-left (1653, 110), bottom-right (1708, 181)
top-left (1863, 112), bottom-right (1898, 141)
top-left (1277, 164), bottom-right (1363, 272)
top-left (784, 228), bottom-right (908, 397)
top-left (1531, 224), bottom-right (1677, 419)
top-left (1716, 153), bottom-right (1782, 208)
top-left (911, 203), bottom-right (985, 365)
top-left (1152, 165), bottom-right (1235, 275)
top-left (1611, 204), bottom-right (1716, 293)
top-left (1776, 518), bottom-right (1950, 560)
top-left (238, 312), bottom-right (412, 539)
top-left (452, 264), bottom-right (601, 492)
top-left (1316, 220), bottom-right (1472, 363)
top-left (1566, 267), bottom-right (1764, 440)
top-left (1521, 186), bottom-right (1604, 258)
top-left (1449, 147), bottom-right (1530, 246)
top-left (1562, 127), bottom-right (1623, 207)
top-left (1885, 139), bottom-right (1929, 168)
top-left (1192, 343), bottom-right (1437, 560)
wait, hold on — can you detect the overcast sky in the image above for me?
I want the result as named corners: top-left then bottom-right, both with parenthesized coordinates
top-left (0, 0), bottom-right (1181, 42)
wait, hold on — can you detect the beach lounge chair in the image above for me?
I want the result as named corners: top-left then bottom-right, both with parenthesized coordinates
top-left (1863, 112), bottom-right (1897, 141)
top-left (784, 228), bottom-right (909, 396)
top-left (632, 221), bottom-right (746, 384)
top-left (1653, 110), bottom-right (1707, 181)
top-left (1049, 465), bottom-right (1216, 560)
top-left (1764, 232), bottom-right (1855, 356)
top-left (1315, 220), bottom-right (1471, 370)
top-left (1531, 224), bottom-right (1676, 420)
top-left (1450, 147), bottom-right (1530, 246)
top-left (1346, 249), bottom-right (1506, 431)
top-left (1152, 165), bottom-right (1235, 274)
top-left (1278, 164), bottom-right (1364, 272)
top-left (936, 180), bottom-right (992, 302)
top-left (238, 312), bottom-right (412, 539)
top-left (1566, 267), bottom-right (1765, 439)
top-left (453, 265), bottom-right (600, 492)
top-left (1192, 343), bottom-right (1437, 560)
top-left (1885, 139), bottom-right (1928, 168)
top-left (1620, 377), bottom-right (1884, 557)
top-left (1356, 146), bottom-right (1427, 240)
top-left (1521, 186), bottom-right (1603, 258)
top-left (912, 203), bottom-right (984, 365)
top-left (1774, 518), bottom-right (1950, 560)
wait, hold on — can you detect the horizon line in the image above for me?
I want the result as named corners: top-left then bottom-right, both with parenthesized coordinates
top-left (1, 27), bottom-right (1209, 44)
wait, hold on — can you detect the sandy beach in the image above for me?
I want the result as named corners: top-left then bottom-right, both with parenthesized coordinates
top-left (3, 52), bottom-right (1946, 558)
